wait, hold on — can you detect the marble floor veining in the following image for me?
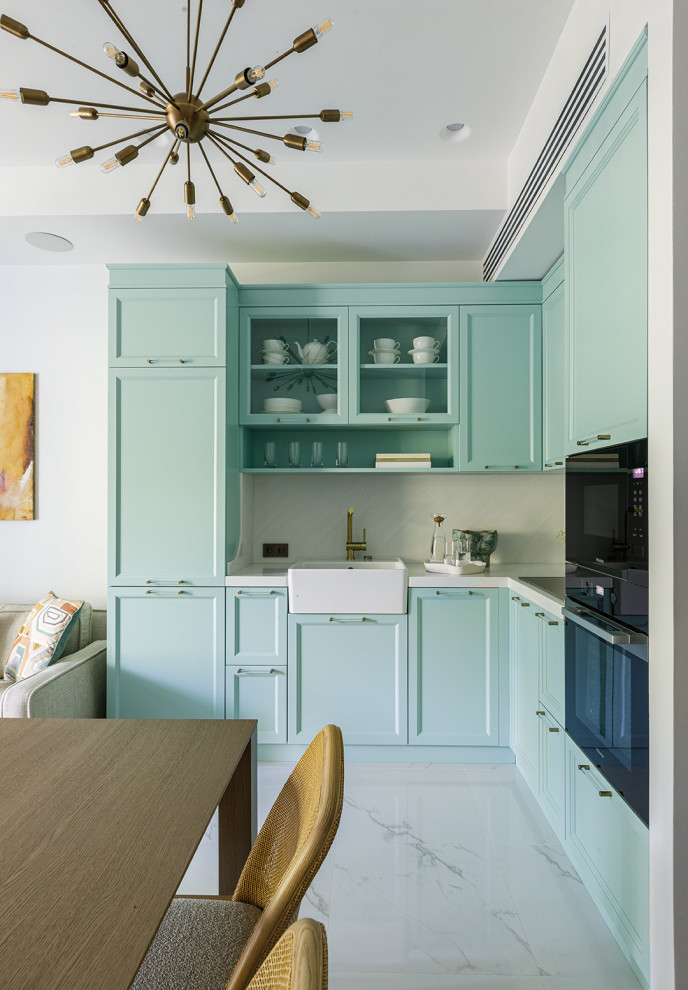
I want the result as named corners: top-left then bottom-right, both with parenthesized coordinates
top-left (178, 762), bottom-right (642, 990)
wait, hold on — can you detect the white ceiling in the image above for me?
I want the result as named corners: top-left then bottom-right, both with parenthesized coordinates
top-left (0, 0), bottom-right (576, 268)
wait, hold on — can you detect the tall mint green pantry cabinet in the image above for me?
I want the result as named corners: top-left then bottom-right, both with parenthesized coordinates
top-left (107, 265), bottom-right (238, 718)
top-left (564, 36), bottom-right (647, 454)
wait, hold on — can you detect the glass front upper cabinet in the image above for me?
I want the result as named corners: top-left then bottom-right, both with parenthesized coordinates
top-left (348, 306), bottom-right (459, 424)
top-left (240, 307), bottom-right (348, 425)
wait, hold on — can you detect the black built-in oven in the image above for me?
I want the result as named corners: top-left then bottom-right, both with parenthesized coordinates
top-left (564, 438), bottom-right (649, 824)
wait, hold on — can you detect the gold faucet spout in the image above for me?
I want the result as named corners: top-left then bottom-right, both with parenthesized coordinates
top-left (345, 507), bottom-right (367, 561)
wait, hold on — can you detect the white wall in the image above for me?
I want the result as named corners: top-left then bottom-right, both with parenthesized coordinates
top-left (0, 265), bottom-right (109, 607)
top-left (249, 472), bottom-right (564, 566)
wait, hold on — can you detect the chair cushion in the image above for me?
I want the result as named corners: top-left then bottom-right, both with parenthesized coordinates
top-left (131, 898), bottom-right (262, 990)
top-left (3, 593), bottom-right (84, 682)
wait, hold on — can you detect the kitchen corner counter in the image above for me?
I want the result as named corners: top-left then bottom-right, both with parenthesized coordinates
top-left (226, 561), bottom-right (566, 613)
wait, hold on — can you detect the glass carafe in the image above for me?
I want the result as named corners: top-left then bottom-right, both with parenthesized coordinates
top-left (429, 513), bottom-right (447, 562)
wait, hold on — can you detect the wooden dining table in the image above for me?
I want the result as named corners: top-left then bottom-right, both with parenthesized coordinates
top-left (0, 718), bottom-right (257, 990)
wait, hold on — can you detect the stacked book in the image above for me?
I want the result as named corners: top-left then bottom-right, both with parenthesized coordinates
top-left (375, 452), bottom-right (431, 469)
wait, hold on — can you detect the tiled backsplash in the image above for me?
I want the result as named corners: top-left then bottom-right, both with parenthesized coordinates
top-left (246, 472), bottom-right (565, 565)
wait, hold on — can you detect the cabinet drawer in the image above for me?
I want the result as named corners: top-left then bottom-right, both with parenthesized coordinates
top-left (537, 609), bottom-right (564, 724)
top-left (566, 737), bottom-right (649, 977)
top-left (226, 665), bottom-right (287, 744)
top-left (537, 707), bottom-right (565, 839)
top-left (226, 588), bottom-right (287, 666)
top-left (109, 288), bottom-right (226, 366)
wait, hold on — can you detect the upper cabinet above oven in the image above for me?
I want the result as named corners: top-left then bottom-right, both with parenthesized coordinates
top-left (564, 38), bottom-right (647, 454)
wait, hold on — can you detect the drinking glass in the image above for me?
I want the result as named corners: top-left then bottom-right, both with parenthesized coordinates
top-left (311, 441), bottom-right (324, 468)
top-left (288, 442), bottom-right (301, 468)
top-left (336, 441), bottom-right (348, 468)
top-left (264, 441), bottom-right (277, 468)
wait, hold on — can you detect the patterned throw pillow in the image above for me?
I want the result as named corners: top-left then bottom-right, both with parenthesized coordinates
top-left (3, 593), bottom-right (84, 682)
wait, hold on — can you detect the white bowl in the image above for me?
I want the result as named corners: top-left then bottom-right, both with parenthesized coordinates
top-left (384, 397), bottom-right (431, 414)
top-left (263, 397), bottom-right (302, 412)
top-left (315, 393), bottom-right (338, 411)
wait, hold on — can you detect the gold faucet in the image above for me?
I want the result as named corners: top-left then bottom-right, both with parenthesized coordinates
top-left (346, 507), bottom-right (367, 561)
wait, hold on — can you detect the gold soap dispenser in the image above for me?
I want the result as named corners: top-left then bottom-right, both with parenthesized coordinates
top-left (429, 513), bottom-right (447, 562)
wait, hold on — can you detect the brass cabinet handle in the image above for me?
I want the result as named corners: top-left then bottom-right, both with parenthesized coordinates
top-left (577, 434), bottom-right (611, 446)
top-left (535, 612), bottom-right (545, 617)
top-left (548, 620), bottom-right (559, 625)
top-left (305, 417), bottom-right (310, 422)
top-left (578, 764), bottom-right (612, 797)
top-left (236, 589), bottom-right (277, 596)
top-left (548, 727), bottom-right (560, 732)
top-left (520, 602), bottom-right (531, 607)
top-left (599, 790), bottom-right (613, 797)
top-left (329, 617), bottom-right (367, 622)
top-left (146, 580), bottom-right (185, 585)
top-left (435, 589), bottom-right (473, 595)
top-left (597, 434), bottom-right (611, 440)
top-left (178, 358), bottom-right (185, 364)
top-left (511, 596), bottom-right (520, 601)
top-left (555, 461), bottom-right (564, 465)
top-left (145, 358), bottom-right (186, 364)
top-left (536, 710), bottom-right (546, 716)
top-left (146, 590), bottom-right (185, 595)
top-left (578, 764), bottom-right (591, 771)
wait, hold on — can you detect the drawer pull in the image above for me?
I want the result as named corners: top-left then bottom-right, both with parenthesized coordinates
top-left (578, 764), bottom-right (591, 771)
top-left (536, 710), bottom-right (546, 717)
top-left (237, 590), bottom-right (277, 596)
top-left (520, 602), bottom-right (530, 607)
top-left (599, 790), bottom-right (613, 797)
top-left (145, 580), bottom-right (185, 585)
top-left (329, 617), bottom-right (367, 622)
top-left (535, 612), bottom-right (545, 617)
top-left (436, 589), bottom-right (473, 595)
top-left (178, 358), bottom-right (186, 364)
top-left (548, 620), bottom-right (559, 626)
top-left (511, 596), bottom-right (520, 601)
top-left (236, 668), bottom-right (278, 676)
top-left (548, 727), bottom-right (560, 733)
top-left (146, 590), bottom-right (185, 595)
top-left (555, 461), bottom-right (564, 466)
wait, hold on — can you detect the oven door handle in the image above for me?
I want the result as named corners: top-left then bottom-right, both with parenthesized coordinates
top-left (562, 607), bottom-right (640, 645)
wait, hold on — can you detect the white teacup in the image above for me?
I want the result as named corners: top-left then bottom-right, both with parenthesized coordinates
top-left (262, 339), bottom-right (288, 352)
top-left (409, 348), bottom-right (440, 365)
top-left (413, 336), bottom-right (440, 350)
top-left (369, 350), bottom-right (400, 365)
top-left (374, 338), bottom-right (400, 351)
top-left (261, 350), bottom-right (289, 364)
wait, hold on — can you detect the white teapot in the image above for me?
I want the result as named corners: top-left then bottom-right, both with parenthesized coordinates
top-left (293, 339), bottom-right (337, 364)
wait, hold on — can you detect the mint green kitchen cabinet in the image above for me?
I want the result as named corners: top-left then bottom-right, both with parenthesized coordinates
top-left (510, 594), bottom-right (540, 789)
top-left (226, 665), bottom-right (287, 743)
top-left (460, 305), bottom-right (542, 472)
top-left (348, 306), bottom-right (459, 425)
top-left (537, 609), bottom-right (565, 725)
top-left (107, 587), bottom-right (225, 718)
top-left (288, 614), bottom-right (407, 745)
top-left (226, 588), bottom-right (287, 666)
top-left (408, 588), bottom-right (501, 746)
top-left (541, 260), bottom-right (566, 470)
top-left (239, 307), bottom-right (349, 426)
top-left (537, 706), bottom-right (566, 839)
top-left (565, 736), bottom-right (649, 984)
top-left (108, 287), bottom-right (227, 366)
top-left (108, 368), bottom-right (226, 586)
top-left (564, 42), bottom-right (647, 453)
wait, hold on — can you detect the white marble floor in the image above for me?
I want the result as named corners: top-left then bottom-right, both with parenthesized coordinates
top-left (178, 762), bottom-right (642, 990)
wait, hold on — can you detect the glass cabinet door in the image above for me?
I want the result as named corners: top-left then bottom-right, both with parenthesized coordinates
top-left (240, 307), bottom-right (348, 426)
top-left (348, 306), bottom-right (459, 425)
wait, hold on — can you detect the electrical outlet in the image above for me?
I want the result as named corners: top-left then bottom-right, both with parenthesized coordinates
top-left (263, 543), bottom-right (289, 558)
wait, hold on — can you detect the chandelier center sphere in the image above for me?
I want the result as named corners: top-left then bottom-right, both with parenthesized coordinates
top-left (166, 93), bottom-right (209, 144)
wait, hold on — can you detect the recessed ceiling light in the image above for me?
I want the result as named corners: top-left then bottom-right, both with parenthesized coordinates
top-left (24, 231), bottom-right (74, 252)
top-left (440, 122), bottom-right (472, 143)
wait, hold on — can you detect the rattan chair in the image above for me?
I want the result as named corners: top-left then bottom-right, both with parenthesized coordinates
top-left (246, 919), bottom-right (327, 990)
top-left (131, 724), bottom-right (344, 990)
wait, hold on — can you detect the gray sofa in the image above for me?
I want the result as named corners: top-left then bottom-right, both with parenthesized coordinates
top-left (0, 603), bottom-right (106, 717)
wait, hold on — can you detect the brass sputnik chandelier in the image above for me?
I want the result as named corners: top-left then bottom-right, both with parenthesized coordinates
top-left (0, 1), bottom-right (352, 223)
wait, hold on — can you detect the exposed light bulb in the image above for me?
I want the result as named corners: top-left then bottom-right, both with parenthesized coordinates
top-left (339, 111), bottom-right (354, 120)
top-left (100, 155), bottom-right (121, 174)
top-left (0, 87), bottom-right (20, 101)
top-left (246, 65), bottom-right (265, 83)
top-left (184, 180), bottom-right (196, 219)
top-left (305, 140), bottom-right (324, 153)
top-left (313, 17), bottom-right (334, 40)
top-left (103, 42), bottom-right (127, 67)
top-left (253, 78), bottom-right (279, 99)
top-left (55, 152), bottom-right (75, 168)
top-left (186, 203), bottom-right (196, 220)
top-left (267, 79), bottom-right (279, 91)
top-left (248, 178), bottom-right (266, 198)
top-left (70, 107), bottom-right (98, 120)
top-left (307, 205), bottom-right (321, 219)
top-left (220, 196), bottom-right (238, 222)
top-left (134, 197), bottom-right (150, 222)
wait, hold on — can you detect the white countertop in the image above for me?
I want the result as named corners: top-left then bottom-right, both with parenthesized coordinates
top-left (226, 561), bottom-right (566, 614)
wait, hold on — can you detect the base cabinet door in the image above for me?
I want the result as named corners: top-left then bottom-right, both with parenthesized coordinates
top-left (510, 595), bottom-right (540, 788)
top-left (538, 708), bottom-right (565, 839)
top-left (226, 588), bottom-right (287, 666)
top-left (288, 614), bottom-right (407, 745)
top-left (226, 665), bottom-right (287, 743)
top-left (538, 610), bottom-right (565, 725)
top-left (408, 588), bottom-right (500, 745)
top-left (108, 588), bottom-right (225, 718)
top-left (566, 737), bottom-right (649, 981)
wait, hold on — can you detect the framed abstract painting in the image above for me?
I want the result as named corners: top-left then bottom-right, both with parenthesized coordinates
top-left (0, 373), bottom-right (35, 520)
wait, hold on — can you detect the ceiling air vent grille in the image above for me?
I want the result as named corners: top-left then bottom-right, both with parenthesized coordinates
top-left (483, 25), bottom-right (607, 281)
